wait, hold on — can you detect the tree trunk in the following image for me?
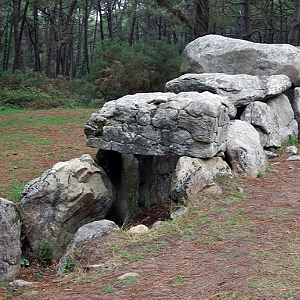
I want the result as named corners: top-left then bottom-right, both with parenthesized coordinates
top-left (115, 0), bottom-right (128, 39)
top-left (129, 0), bottom-right (138, 46)
top-left (194, 0), bottom-right (209, 38)
top-left (107, 0), bottom-right (114, 39)
top-left (236, 0), bottom-right (251, 40)
top-left (98, 3), bottom-right (105, 40)
top-left (156, 0), bottom-right (194, 31)
top-left (33, 0), bottom-right (41, 72)
top-left (289, 0), bottom-right (300, 45)
top-left (13, 0), bottom-right (29, 71)
top-left (84, 0), bottom-right (90, 74)
top-left (46, 1), bottom-right (58, 77)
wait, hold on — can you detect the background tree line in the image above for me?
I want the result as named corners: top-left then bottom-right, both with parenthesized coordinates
top-left (1, 0), bottom-right (300, 107)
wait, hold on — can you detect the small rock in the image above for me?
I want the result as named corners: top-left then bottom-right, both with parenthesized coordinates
top-left (285, 146), bottom-right (298, 155)
top-left (7, 280), bottom-right (37, 291)
top-left (117, 272), bottom-right (140, 280)
top-left (286, 156), bottom-right (300, 161)
top-left (170, 207), bottom-right (188, 219)
top-left (127, 224), bottom-right (149, 234)
top-left (85, 264), bottom-right (104, 270)
top-left (203, 184), bottom-right (223, 195)
top-left (21, 290), bottom-right (39, 298)
top-left (265, 150), bottom-right (278, 159)
top-left (150, 221), bottom-right (165, 231)
top-left (237, 187), bottom-right (244, 193)
top-left (268, 169), bottom-right (279, 173)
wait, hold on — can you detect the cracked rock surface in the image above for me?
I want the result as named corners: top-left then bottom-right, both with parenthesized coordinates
top-left (85, 91), bottom-right (235, 158)
top-left (20, 154), bottom-right (114, 256)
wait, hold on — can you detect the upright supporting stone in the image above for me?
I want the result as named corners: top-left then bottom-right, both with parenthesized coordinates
top-left (293, 88), bottom-right (300, 138)
top-left (0, 198), bottom-right (21, 280)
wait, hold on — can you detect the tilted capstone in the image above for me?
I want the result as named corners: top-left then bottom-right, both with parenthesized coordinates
top-left (85, 92), bottom-right (235, 158)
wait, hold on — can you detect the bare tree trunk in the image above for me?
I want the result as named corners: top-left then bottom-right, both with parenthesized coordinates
top-left (107, 0), bottom-right (114, 39)
top-left (129, 0), bottom-right (138, 46)
top-left (12, 0), bottom-right (21, 71)
top-left (84, 0), bottom-right (90, 74)
top-left (115, 0), bottom-right (128, 39)
top-left (98, 3), bottom-right (105, 40)
top-left (13, 0), bottom-right (29, 71)
top-left (194, 0), bottom-right (209, 37)
top-left (156, 0), bottom-right (194, 31)
top-left (46, 1), bottom-right (58, 77)
top-left (289, 0), bottom-right (300, 45)
top-left (236, 0), bottom-right (251, 40)
top-left (33, 0), bottom-right (41, 72)
top-left (73, 14), bottom-right (83, 78)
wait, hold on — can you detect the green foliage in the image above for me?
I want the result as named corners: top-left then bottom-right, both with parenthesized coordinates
top-left (0, 39), bottom-right (180, 109)
top-left (0, 70), bottom-right (91, 109)
top-left (281, 136), bottom-right (299, 148)
top-left (9, 181), bottom-right (25, 203)
top-left (64, 259), bottom-right (75, 272)
top-left (89, 40), bottom-right (181, 101)
top-left (36, 239), bottom-right (56, 266)
top-left (21, 258), bottom-right (30, 267)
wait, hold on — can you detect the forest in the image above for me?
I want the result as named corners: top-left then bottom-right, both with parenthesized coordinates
top-left (1, 0), bottom-right (300, 108)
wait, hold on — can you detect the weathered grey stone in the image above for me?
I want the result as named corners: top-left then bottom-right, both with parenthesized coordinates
top-left (171, 156), bottom-right (232, 203)
top-left (170, 207), bottom-right (189, 219)
top-left (56, 220), bottom-right (119, 276)
top-left (166, 73), bottom-right (291, 107)
top-left (226, 120), bottom-right (268, 177)
top-left (85, 92), bottom-right (233, 158)
top-left (181, 34), bottom-right (300, 86)
top-left (240, 101), bottom-right (281, 148)
top-left (20, 154), bottom-right (114, 257)
top-left (266, 94), bottom-right (298, 142)
top-left (203, 184), bottom-right (223, 195)
top-left (0, 198), bottom-right (21, 280)
top-left (127, 224), bottom-right (149, 234)
top-left (7, 280), bottom-right (37, 291)
top-left (241, 95), bottom-right (298, 148)
top-left (285, 146), bottom-right (298, 155)
top-left (194, 157), bottom-right (233, 180)
top-left (265, 150), bottom-right (278, 159)
top-left (150, 221), bottom-right (165, 231)
top-left (117, 273), bottom-right (140, 280)
top-left (293, 87), bottom-right (300, 138)
top-left (286, 155), bottom-right (300, 161)
top-left (171, 157), bottom-right (213, 203)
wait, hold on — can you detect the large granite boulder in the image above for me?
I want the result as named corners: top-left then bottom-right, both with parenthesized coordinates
top-left (20, 154), bottom-right (114, 256)
top-left (56, 220), bottom-right (119, 276)
top-left (226, 120), bottom-right (267, 177)
top-left (241, 95), bottom-right (298, 148)
top-left (266, 94), bottom-right (298, 142)
top-left (85, 92), bottom-right (235, 158)
top-left (165, 73), bottom-right (292, 107)
top-left (240, 101), bottom-right (281, 148)
top-left (293, 88), bottom-right (300, 137)
top-left (0, 198), bottom-right (21, 280)
top-left (181, 34), bottom-right (300, 86)
top-left (171, 157), bottom-right (232, 203)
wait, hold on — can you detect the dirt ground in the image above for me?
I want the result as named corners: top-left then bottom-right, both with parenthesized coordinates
top-left (1, 110), bottom-right (300, 299)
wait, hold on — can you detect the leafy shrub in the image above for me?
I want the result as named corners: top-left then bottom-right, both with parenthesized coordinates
top-left (36, 239), bottom-right (56, 266)
top-left (0, 70), bottom-right (90, 109)
top-left (0, 40), bottom-right (181, 108)
top-left (89, 40), bottom-right (181, 101)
